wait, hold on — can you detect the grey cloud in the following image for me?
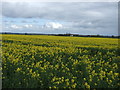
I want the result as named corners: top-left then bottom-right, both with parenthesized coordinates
top-left (2, 2), bottom-right (117, 20)
top-left (33, 20), bottom-right (38, 23)
top-left (21, 20), bottom-right (28, 23)
top-left (2, 2), bottom-right (118, 35)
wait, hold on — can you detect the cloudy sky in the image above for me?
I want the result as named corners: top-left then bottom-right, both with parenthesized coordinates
top-left (1, 2), bottom-right (118, 35)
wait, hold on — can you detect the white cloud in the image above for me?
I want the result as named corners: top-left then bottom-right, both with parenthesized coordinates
top-left (24, 24), bottom-right (32, 28)
top-left (9, 24), bottom-right (33, 29)
top-left (10, 25), bottom-right (22, 29)
top-left (44, 22), bottom-right (63, 29)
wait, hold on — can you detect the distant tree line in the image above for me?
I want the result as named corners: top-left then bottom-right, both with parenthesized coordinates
top-left (1, 32), bottom-right (120, 38)
top-left (54, 33), bottom-right (120, 38)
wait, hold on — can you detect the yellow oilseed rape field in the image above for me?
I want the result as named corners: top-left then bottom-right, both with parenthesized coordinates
top-left (1, 34), bottom-right (120, 88)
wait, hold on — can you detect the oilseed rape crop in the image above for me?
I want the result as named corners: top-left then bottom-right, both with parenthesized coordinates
top-left (1, 34), bottom-right (120, 88)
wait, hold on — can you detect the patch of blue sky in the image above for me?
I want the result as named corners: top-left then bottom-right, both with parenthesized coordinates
top-left (2, 17), bottom-right (66, 25)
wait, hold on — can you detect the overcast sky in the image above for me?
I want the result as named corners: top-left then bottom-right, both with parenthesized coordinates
top-left (1, 2), bottom-right (118, 35)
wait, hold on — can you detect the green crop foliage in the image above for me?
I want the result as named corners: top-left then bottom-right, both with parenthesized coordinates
top-left (1, 34), bottom-right (120, 88)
